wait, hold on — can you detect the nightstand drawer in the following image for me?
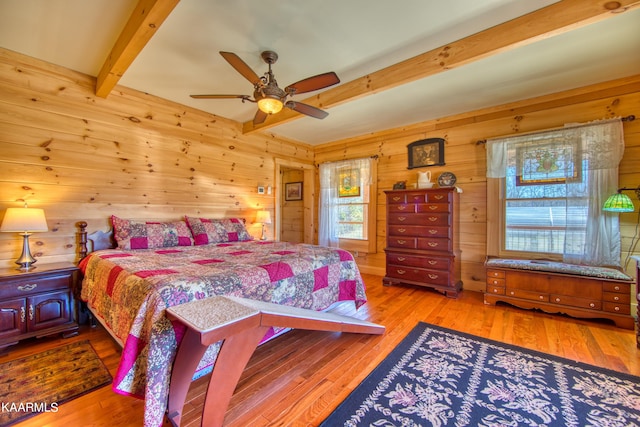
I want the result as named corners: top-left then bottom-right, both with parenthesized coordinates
top-left (0, 273), bottom-right (73, 300)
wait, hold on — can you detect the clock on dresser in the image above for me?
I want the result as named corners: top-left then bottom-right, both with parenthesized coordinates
top-left (0, 262), bottom-right (78, 350)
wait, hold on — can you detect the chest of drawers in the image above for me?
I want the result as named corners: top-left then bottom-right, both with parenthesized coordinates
top-left (383, 188), bottom-right (462, 297)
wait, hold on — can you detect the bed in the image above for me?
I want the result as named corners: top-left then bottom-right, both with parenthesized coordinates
top-left (76, 217), bottom-right (368, 427)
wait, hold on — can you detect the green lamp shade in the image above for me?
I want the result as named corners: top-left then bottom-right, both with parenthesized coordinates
top-left (602, 192), bottom-right (635, 212)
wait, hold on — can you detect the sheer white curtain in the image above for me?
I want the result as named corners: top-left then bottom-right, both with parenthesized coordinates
top-left (318, 158), bottom-right (372, 247)
top-left (486, 118), bottom-right (625, 266)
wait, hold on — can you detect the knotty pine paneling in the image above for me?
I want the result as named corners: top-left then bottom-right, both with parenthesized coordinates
top-left (0, 48), bottom-right (312, 268)
top-left (315, 77), bottom-right (640, 292)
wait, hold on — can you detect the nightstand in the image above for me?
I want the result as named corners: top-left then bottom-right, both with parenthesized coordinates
top-left (0, 262), bottom-right (78, 350)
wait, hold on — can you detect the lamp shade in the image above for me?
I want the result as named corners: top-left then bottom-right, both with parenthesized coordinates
top-left (602, 193), bottom-right (635, 212)
top-left (0, 207), bottom-right (48, 232)
top-left (257, 97), bottom-right (283, 115)
top-left (256, 210), bottom-right (272, 224)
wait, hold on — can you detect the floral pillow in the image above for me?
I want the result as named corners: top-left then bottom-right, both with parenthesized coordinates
top-left (111, 215), bottom-right (194, 250)
top-left (185, 216), bottom-right (252, 245)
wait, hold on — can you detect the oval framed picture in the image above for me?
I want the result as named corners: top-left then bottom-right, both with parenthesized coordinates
top-left (437, 172), bottom-right (457, 187)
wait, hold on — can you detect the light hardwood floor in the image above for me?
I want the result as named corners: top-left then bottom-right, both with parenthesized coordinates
top-left (5, 274), bottom-right (639, 427)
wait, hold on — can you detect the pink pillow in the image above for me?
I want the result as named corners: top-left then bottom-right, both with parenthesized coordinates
top-left (111, 216), bottom-right (194, 250)
top-left (185, 216), bottom-right (252, 245)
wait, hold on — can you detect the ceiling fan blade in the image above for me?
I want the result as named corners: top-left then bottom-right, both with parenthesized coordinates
top-left (190, 94), bottom-right (250, 99)
top-left (285, 72), bottom-right (340, 95)
top-left (220, 51), bottom-right (262, 85)
top-left (253, 109), bottom-right (268, 125)
top-left (285, 101), bottom-right (329, 119)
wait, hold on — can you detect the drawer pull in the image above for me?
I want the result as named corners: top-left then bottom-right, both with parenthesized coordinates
top-left (398, 205), bottom-right (407, 210)
top-left (428, 230), bottom-right (437, 235)
top-left (493, 288), bottom-right (499, 293)
top-left (397, 217), bottom-right (407, 222)
top-left (393, 197), bottom-right (402, 202)
top-left (428, 274), bottom-right (438, 279)
top-left (428, 242), bottom-right (438, 247)
top-left (614, 306), bottom-right (620, 311)
top-left (539, 295), bottom-right (544, 300)
top-left (397, 257), bottom-right (406, 262)
top-left (434, 195), bottom-right (444, 200)
top-left (398, 228), bottom-right (406, 233)
top-left (18, 284), bottom-right (38, 292)
top-left (589, 303), bottom-right (595, 308)
top-left (510, 291), bottom-right (515, 295)
top-left (428, 217), bottom-right (438, 222)
top-left (491, 272), bottom-right (499, 277)
top-left (20, 306), bottom-right (26, 323)
top-left (492, 280), bottom-right (499, 285)
top-left (613, 296), bottom-right (620, 301)
top-left (396, 269), bottom-right (406, 275)
top-left (29, 304), bottom-right (34, 321)
top-left (555, 297), bottom-right (561, 302)
top-left (428, 206), bottom-right (438, 211)
top-left (614, 286), bottom-right (620, 291)
top-left (428, 260), bottom-right (437, 265)
top-left (397, 239), bottom-right (407, 245)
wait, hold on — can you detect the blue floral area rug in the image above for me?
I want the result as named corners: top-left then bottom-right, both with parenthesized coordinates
top-left (321, 322), bottom-right (640, 426)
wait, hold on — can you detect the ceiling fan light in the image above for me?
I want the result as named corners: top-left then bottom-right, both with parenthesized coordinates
top-left (257, 96), bottom-right (283, 114)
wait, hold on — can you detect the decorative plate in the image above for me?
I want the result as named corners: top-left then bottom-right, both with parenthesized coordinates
top-left (437, 172), bottom-right (457, 187)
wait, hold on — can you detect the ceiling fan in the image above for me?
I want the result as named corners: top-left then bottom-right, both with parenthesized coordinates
top-left (191, 51), bottom-right (340, 125)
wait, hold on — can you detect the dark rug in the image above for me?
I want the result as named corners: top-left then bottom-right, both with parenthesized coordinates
top-left (0, 340), bottom-right (112, 426)
top-left (321, 322), bottom-right (640, 426)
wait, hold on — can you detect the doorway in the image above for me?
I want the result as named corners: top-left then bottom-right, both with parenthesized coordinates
top-left (274, 159), bottom-right (314, 244)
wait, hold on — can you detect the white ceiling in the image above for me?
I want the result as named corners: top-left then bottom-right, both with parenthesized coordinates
top-left (1, 0), bottom-right (639, 145)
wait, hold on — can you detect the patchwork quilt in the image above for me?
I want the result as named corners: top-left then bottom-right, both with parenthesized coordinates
top-left (79, 240), bottom-right (367, 427)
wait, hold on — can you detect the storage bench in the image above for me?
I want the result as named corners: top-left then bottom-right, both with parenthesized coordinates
top-left (484, 258), bottom-right (634, 329)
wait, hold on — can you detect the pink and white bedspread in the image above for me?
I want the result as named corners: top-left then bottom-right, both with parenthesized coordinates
top-left (79, 240), bottom-right (367, 427)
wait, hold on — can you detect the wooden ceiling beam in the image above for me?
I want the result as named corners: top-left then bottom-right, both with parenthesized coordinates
top-left (242, 0), bottom-right (639, 134)
top-left (95, 0), bottom-right (180, 98)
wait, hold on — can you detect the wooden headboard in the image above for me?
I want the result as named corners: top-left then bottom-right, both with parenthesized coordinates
top-left (77, 221), bottom-right (116, 259)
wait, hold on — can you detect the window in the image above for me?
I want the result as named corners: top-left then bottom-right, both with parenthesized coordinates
top-left (486, 119), bottom-right (624, 266)
top-left (318, 158), bottom-right (376, 252)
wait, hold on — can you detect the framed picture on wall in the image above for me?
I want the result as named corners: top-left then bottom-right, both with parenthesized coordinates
top-left (285, 182), bottom-right (303, 201)
top-left (407, 138), bottom-right (445, 169)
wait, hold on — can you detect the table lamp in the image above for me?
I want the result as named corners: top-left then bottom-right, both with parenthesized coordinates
top-left (256, 210), bottom-right (272, 241)
top-left (1, 204), bottom-right (48, 270)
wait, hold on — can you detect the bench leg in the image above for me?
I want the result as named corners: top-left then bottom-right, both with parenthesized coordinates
top-left (202, 326), bottom-right (269, 427)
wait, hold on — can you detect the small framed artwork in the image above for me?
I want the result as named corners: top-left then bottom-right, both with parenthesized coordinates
top-left (257, 186), bottom-right (265, 194)
top-left (285, 182), bottom-right (303, 201)
top-left (338, 168), bottom-right (360, 198)
top-left (407, 138), bottom-right (445, 169)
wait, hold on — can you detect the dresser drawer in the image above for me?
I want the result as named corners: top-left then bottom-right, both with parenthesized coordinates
top-left (388, 225), bottom-right (449, 238)
top-left (417, 238), bottom-right (452, 252)
top-left (550, 294), bottom-right (601, 310)
top-left (388, 213), bottom-right (450, 226)
top-left (603, 292), bottom-right (630, 304)
top-left (426, 192), bottom-right (450, 203)
top-left (505, 289), bottom-right (549, 302)
top-left (603, 302), bottom-right (630, 315)
top-left (387, 237), bottom-right (417, 249)
top-left (486, 277), bottom-right (505, 287)
top-left (0, 273), bottom-right (73, 300)
top-left (486, 285), bottom-right (505, 295)
top-left (416, 203), bottom-right (450, 213)
top-left (388, 203), bottom-right (416, 213)
top-left (387, 253), bottom-right (450, 270)
top-left (486, 269), bottom-right (505, 279)
top-left (603, 282), bottom-right (630, 293)
top-left (386, 266), bottom-right (450, 286)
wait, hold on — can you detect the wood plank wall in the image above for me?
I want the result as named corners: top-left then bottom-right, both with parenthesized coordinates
top-left (314, 75), bottom-right (640, 292)
top-left (1, 47), bottom-right (638, 296)
top-left (0, 48), bottom-right (314, 268)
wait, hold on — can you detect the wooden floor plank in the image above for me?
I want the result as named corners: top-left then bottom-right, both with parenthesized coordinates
top-left (4, 273), bottom-right (638, 427)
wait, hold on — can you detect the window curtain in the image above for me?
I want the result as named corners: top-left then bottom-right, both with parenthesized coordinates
top-left (486, 118), bottom-right (625, 266)
top-left (318, 158), bottom-right (372, 247)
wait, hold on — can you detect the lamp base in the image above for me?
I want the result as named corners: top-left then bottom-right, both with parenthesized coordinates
top-left (15, 232), bottom-right (37, 270)
top-left (260, 224), bottom-right (268, 241)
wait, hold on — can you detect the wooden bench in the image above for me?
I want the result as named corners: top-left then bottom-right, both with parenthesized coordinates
top-left (484, 258), bottom-right (634, 329)
top-left (165, 296), bottom-right (385, 427)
